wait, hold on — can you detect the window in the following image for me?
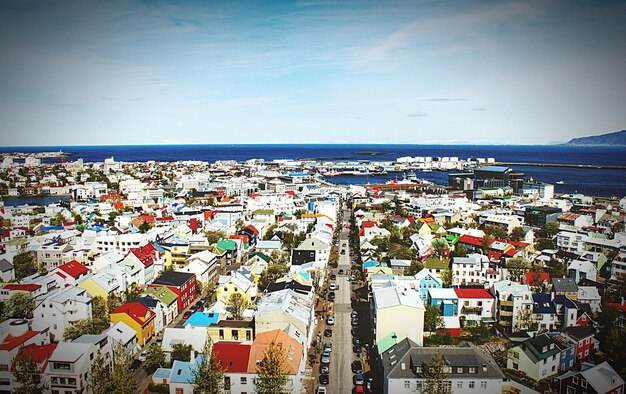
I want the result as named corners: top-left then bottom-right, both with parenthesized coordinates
top-left (404, 381), bottom-right (411, 389)
top-left (469, 381), bottom-right (475, 389)
top-left (468, 367), bottom-right (477, 374)
top-left (176, 389), bottom-right (184, 394)
top-left (457, 381), bottom-right (463, 389)
top-left (219, 329), bottom-right (224, 340)
top-left (481, 381), bottom-right (487, 389)
top-left (581, 380), bottom-right (587, 388)
top-left (456, 367), bottom-right (463, 373)
top-left (241, 377), bottom-right (247, 384)
top-left (246, 331), bottom-right (251, 341)
top-left (232, 330), bottom-right (238, 340)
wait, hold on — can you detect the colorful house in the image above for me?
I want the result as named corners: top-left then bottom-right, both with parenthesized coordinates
top-left (110, 302), bottom-right (156, 346)
top-left (150, 271), bottom-right (196, 313)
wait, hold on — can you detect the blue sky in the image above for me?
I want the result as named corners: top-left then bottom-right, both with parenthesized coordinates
top-left (0, 0), bottom-right (625, 146)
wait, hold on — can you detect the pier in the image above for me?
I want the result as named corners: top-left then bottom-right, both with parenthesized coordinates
top-left (492, 162), bottom-right (626, 170)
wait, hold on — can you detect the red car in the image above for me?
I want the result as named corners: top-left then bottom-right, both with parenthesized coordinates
top-left (354, 385), bottom-right (365, 393)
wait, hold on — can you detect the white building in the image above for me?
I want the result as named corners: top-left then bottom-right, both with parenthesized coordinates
top-left (33, 287), bottom-right (93, 341)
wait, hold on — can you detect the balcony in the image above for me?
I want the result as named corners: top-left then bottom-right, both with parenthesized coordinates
top-left (500, 300), bottom-right (513, 307)
top-left (500, 310), bottom-right (513, 317)
top-left (462, 306), bottom-right (483, 315)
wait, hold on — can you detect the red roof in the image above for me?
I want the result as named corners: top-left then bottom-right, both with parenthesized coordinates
top-left (525, 271), bottom-right (550, 285)
top-left (230, 234), bottom-right (249, 243)
top-left (458, 235), bottom-right (484, 247)
top-left (11, 343), bottom-right (57, 372)
top-left (0, 330), bottom-right (39, 351)
top-left (204, 211), bottom-right (216, 221)
top-left (112, 302), bottom-right (155, 327)
top-left (128, 243), bottom-right (158, 267)
top-left (3, 283), bottom-right (41, 292)
top-left (56, 260), bottom-right (89, 278)
top-left (213, 342), bottom-right (251, 373)
top-left (285, 190), bottom-right (296, 196)
top-left (608, 302), bottom-right (626, 312)
top-left (139, 214), bottom-right (156, 223)
top-left (454, 288), bottom-right (494, 299)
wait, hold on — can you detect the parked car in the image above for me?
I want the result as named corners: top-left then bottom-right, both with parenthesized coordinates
top-left (341, 250), bottom-right (346, 255)
top-left (319, 374), bottom-right (329, 385)
top-left (317, 387), bottom-right (327, 394)
top-left (320, 365), bottom-right (329, 374)
top-left (329, 283), bottom-right (337, 291)
top-left (321, 355), bottom-right (331, 364)
top-left (324, 342), bottom-right (332, 352)
top-left (351, 360), bottom-right (363, 374)
top-left (183, 310), bottom-right (193, 319)
top-left (324, 329), bottom-right (333, 337)
top-left (326, 315), bottom-right (335, 325)
top-left (330, 274), bottom-right (337, 280)
top-left (351, 317), bottom-right (358, 326)
top-left (328, 292), bottom-right (335, 301)
top-left (351, 310), bottom-right (358, 318)
top-left (352, 337), bottom-right (361, 346)
top-left (338, 269), bottom-right (344, 275)
top-left (354, 373), bottom-right (364, 385)
top-left (353, 345), bottom-right (361, 355)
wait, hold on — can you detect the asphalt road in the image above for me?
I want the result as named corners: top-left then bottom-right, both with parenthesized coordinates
top-left (329, 209), bottom-right (356, 394)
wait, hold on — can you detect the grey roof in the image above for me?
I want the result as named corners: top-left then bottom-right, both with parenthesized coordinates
top-left (0, 258), bottom-right (13, 272)
top-left (551, 277), bottom-right (578, 293)
top-left (382, 341), bottom-right (505, 380)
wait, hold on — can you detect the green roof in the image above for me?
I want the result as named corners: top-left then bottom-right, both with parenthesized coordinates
top-left (248, 251), bottom-right (271, 263)
top-left (424, 256), bottom-right (450, 269)
top-left (252, 209), bottom-right (274, 215)
top-left (217, 239), bottom-right (237, 251)
top-left (446, 235), bottom-right (460, 246)
top-left (377, 331), bottom-right (399, 354)
top-left (143, 286), bottom-right (178, 306)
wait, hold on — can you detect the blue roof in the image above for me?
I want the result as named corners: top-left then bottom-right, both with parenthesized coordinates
top-left (532, 293), bottom-right (556, 314)
top-left (477, 166), bottom-right (510, 173)
top-left (184, 312), bottom-right (220, 327)
top-left (41, 226), bottom-right (64, 232)
top-left (288, 173), bottom-right (310, 177)
top-left (553, 295), bottom-right (577, 309)
top-left (153, 368), bottom-right (171, 381)
top-left (169, 356), bottom-right (201, 384)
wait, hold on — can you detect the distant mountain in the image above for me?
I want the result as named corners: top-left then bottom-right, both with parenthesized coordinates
top-left (566, 130), bottom-right (626, 146)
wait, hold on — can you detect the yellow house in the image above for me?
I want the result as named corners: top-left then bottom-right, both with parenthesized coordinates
top-left (164, 244), bottom-right (189, 267)
top-left (207, 320), bottom-right (254, 343)
top-left (366, 266), bottom-right (393, 281)
top-left (77, 277), bottom-right (110, 299)
top-left (110, 302), bottom-right (155, 346)
top-left (216, 272), bottom-right (257, 304)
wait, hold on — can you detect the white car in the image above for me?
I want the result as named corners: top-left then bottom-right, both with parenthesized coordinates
top-left (329, 283), bottom-right (337, 291)
top-left (326, 315), bottom-right (335, 325)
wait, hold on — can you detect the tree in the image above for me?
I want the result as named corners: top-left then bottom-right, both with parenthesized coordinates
top-left (192, 337), bottom-right (225, 394)
top-left (406, 260), bottom-right (424, 276)
top-left (226, 292), bottom-right (249, 320)
top-left (506, 256), bottom-right (530, 282)
top-left (535, 237), bottom-right (555, 251)
top-left (143, 344), bottom-right (166, 373)
top-left (205, 230), bottom-right (225, 245)
top-left (50, 212), bottom-right (66, 226)
top-left (107, 292), bottom-right (123, 313)
top-left (440, 268), bottom-right (454, 287)
top-left (483, 224), bottom-right (508, 240)
top-left (87, 349), bottom-right (111, 394)
top-left (258, 263), bottom-right (288, 292)
top-left (424, 305), bottom-right (444, 332)
top-left (255, 342), bottom-right (289, 394)
top-left (451, 244), bottom-right (468, 258)
top-left (423, 351), bottom-right (450, 394)
top-left (124, 282), bottom-right (142, 301)
top-left (63, 318), bottom-right (106, 341)
top-left (92, 295), bottom-right (108, 321)
top-left (5, 292), bottom-right (35, 319)
top-left (540, 222), bottom-right (560, 238)
top-left (13, 351), bottom-right (46, 394)
top-left (171, 343), bottom-right (194, 362)
top-left (509, 227), bottom-right (526, 242)
top-left (13, 252), bottom-right (36, 280)
top-left (431, 238), bottom-right (450, 259)
top-left (110, 343), bottom-right (137, 394)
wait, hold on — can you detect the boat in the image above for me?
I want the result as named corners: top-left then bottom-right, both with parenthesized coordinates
top-left (556, 181), bottom-right (565, 184)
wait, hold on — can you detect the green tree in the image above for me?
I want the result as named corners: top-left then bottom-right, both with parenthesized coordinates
top-left (63, 318), bottom-right (106, 341)
top-left (451, 243), bottom-right (468, 258)
top-left (13, 252), bottom-right (36, 280)
top-left (541, 222), bottom-right (560, 238)
top-left (50, 212), bottom-right (66, 226)
top-left (423, 351), bottom-right (451, 394)
top-left (110, 343), bottom-right (137, 394)
top-left (509, 227), bottom-right (526, 242)
top-left (13, 351), bottom-right (46, 394)
top-left (431, 238), bottom-right (450, 259)
top-left (124, 282), bottom-right (142, 301)
top-left (171, 343), bottom-right (194, 362)
top-left (406, 260), bottom-right (424, 276)
top-left (107, 292), bottom-right (123, 313)
top-left (205, 230), bottom-right (225, 245)
top-left (92, 295), bottom-right (108, 321)
top-left (258, 263), bottom-right (289, 292)
top-left (87, 349), bottom-right (111, 394)
top-left (255, 342), bottom-right (289, 394)
top-left (506, 256), bottom-right (530, 282)
top-left (143, 344), bottom-right (166, 373)
top-left (440, 268), bottom-right (454, 287)
top-left (226, 292), bottom-right (249, 320)
top-left (192, 337), bottom-right (225, 394)
top-left (535, 237), bottom-right (555, 250)
top-left (424, 305), bottom-right (444, 332)
top-left (5, 292), bottom-right (35, 319)
top-left (483, 224), bottom-right (508, 240)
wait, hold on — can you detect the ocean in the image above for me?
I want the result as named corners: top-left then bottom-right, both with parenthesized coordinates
top-left (1, 144), bottom-right (625, 198)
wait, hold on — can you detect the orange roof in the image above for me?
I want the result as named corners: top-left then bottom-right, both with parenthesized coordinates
top-left (0, 330), bottom-right (39, 351)
top-left (246, 329), bottom-right (303, 375)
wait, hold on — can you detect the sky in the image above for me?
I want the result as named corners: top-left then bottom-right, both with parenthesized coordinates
top-left (0, 0), bottom-right (625, 146)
